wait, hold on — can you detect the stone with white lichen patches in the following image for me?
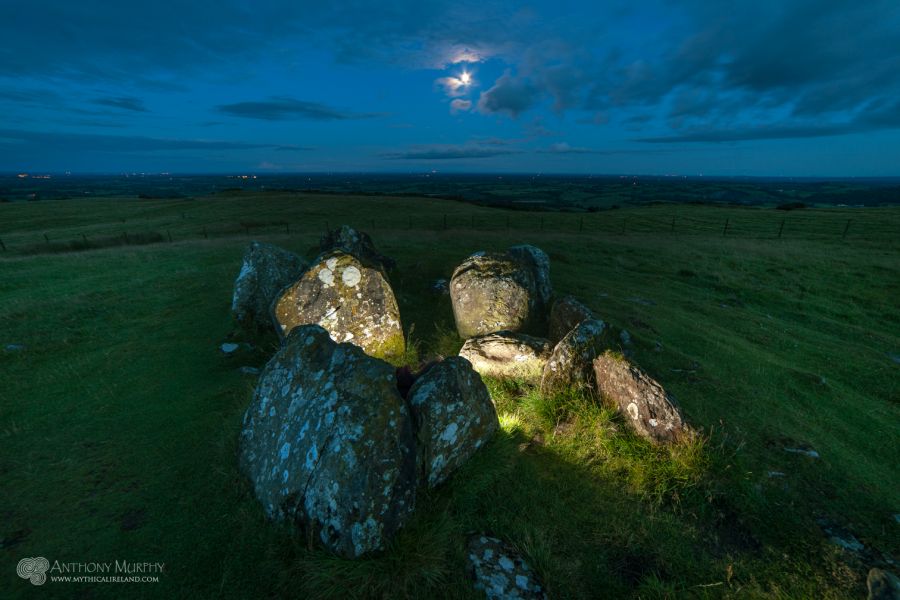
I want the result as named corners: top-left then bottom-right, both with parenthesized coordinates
top-left (540, 318), bottom-right (609, 395)
top-left (459, 331), bottom-right (552, 385)
top-left (407, 356), bottom-right (499, 488)
top-left (231, 241), bottom-right (308, 331)
top-left (450, 250), bottom-right (545, 339)
top-left (467, 535), bottom-right (545, 599)
top-left (592, 350), bottom-right (688, 444)
top-left (508, 245), bottom-right (552, 311)
top-left (272, 250), bottom-right (405, 360)
top-left (238, 325), bottom-right (416, 557)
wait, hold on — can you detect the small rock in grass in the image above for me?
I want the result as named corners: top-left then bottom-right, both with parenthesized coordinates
top-left (459, 331), bottom-right (552, 385)
top-left (767, 471), bottom-right (786, 478)
top-left (467, 535), bottom-right (545, 599)
top-left (430, 278), bottom-right (450, 295)
top-left (888, 353), bottom-right (900, 365)
top-left (4, 343), bottom-right (26, 352)
top-left (238, 366), bottom-right (260, 375)
top-left (867, 568), bottom-right (900, 600)
top-left (220, 342), bottom-right (240, 355)
top-left (619, 329), bottom-right (632, 346)
top-left (784, 447), bottom-right (819, 459)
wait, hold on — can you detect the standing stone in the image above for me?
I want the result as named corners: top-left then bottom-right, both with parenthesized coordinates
top-left (319, 225), bottom-right (395, 270)
top-left (450, 252), bottom-right (539, 339)
top-left (868, 568), bottom-right (900, 600)
top-left (459, 332), bottom-right (552, 385)
top-left (548, 295), bottom-right (594, 344)
top-left (508, 244), bottom-right (552, 310)
top-left (540, 318), bottom-right (608, 395)
top-left (239, 325), bottom-right (416, 558)
top-left (231, 241), bottom-right (307, 330)
top-left (407, 357), bottom-right (498, 488)
top-left (593, 350), bottom-right (687, 444)
top-left (467, 535), bottom-right (545, 599)
top-left (272, 250), bottom-right (405, 360)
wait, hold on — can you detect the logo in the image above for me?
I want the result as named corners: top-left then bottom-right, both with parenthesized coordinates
top-left (17, 557), bottom-right (50, 586)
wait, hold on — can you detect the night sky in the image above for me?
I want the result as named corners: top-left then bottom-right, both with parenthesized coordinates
top-left (3, 1), bottom-right (900, 175)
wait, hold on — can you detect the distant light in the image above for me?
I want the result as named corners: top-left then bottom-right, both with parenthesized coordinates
top-left (460, 71), bottom-right (471, 85)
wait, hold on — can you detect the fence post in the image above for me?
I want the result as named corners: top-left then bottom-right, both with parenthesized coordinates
top-left (44, 233), bottom-right (49, 245)
top-left (778, 219), bottom-right (785, 239)
top-left (0, 238), bottom-right (5, 251)
top-left (443, 214), bottom-right (447, 230)
top-left (621, 217), bottom-right (627, 234)
top-left (167, 230), bottom-right (173, 243)
top-left (671, 216), bottom-right (676, 233)
top-left (471, 215), bottom-right (475, 229)
top-left (285, 223), bottom-right (290, 235)
top-left (124, 231), bottom-right (130, 244)
top-left (540, 217), bottom-right (544, 231)
top-left (82, 233), bottom-right (87, 244)
top-left (506, 216), bottom-right (510, 230)
top-left (842, 219), bottom-right (852, 239)
top-left (203, 227), bottom-right (208, 239)
top-left (408, 216), bottom-right (412, 230)
top-left (579, 217), bottom-right (584, 233)
top-left (722, 218), bottom-right (729, 236)
top-left (244, 225), bottom-right (250, 237)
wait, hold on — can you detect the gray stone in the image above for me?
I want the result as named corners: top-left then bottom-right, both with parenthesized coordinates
top-left (450, 252), bottom-right (539, 339)
top-left (459, 332), bottom-right (552, 385)
top-left (430, 278), bottom-right (450, 295)
top-left (784, 447), bottom-right (820, 459)
top-left (272, 250), bottom-right (405, 360)
top-left (239, 325), bottom-right (416, 557)
top-left (231, 241), bottom-right (307, 330)
top-left (508, 244), bottom-right (552, 310)
top-left (407, 357), bottom-right (498, 488)
top-left (4, 343), bottom-right (26, 352)
top-left (467, 535), bottom-right (545, 599)
top-left (319, 225), bottom-right (395, 270)
top-left (540, 318), bottom-right (608, 395)
top-left (593, 350), bottom-right (687, 444)
top-left (548, 295), bottom-right (594, 344)
top-left (220, 342), bottom-right (240, 354)
top-left (869, 568), bottom-right (900, 600)
top-left (619, 329), bottom-right (632, 346)
top-left (238, 366), bottom-right (260, 375)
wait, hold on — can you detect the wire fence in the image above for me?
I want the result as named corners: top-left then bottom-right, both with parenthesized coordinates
top-left (2, 209), bottom-right (898, 256)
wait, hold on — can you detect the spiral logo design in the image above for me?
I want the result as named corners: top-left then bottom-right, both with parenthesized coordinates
top-left (17, 557), bottom-right (50, 585)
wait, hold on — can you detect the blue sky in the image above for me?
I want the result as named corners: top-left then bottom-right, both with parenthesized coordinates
top-left (2, 0), bottom-right (899, 175)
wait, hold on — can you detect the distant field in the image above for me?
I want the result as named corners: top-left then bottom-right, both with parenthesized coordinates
top-left (1, 193), bottom-right (898, 598)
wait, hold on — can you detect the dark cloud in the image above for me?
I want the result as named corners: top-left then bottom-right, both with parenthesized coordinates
top-left (217, 97), bottom-right (377, 121)
top-left (477, 71), bottom-right (539, 117)
top-left (385, 144), bottom-right (517, 160)
top-left (0, 128), bottom-right (272, 152)
top-left (93, 96), bottom-right (148, 112)
top-left (537, 142), bottom-right (597, 154)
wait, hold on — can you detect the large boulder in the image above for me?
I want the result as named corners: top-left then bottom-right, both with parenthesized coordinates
top-left (868, 568), bottom-right (900, 600)
top-left (508, 244), bottom-right (552, 310)
top-left (467, 535), bottom-right (546, 599)
top-left (548, 295), bottom-right (594, 344)
top-left (239, 325), bottom-right (416, 557)
top-left (231, 241), bottom-right (307, 330)
top-left (540, 319), bottom-right (608, 395)
top-left (319, 225), bottom-right (395, 270)
top-left (407, 357), bottom-right (498, 488)
top-left (450, 252), bottom-right (539, 339)
top-left (593, 351), bottom-right (687, 444)
top-left (272, 250), bottom-right (405, 360)
top-left (459, 332), bottom-right (552, 385)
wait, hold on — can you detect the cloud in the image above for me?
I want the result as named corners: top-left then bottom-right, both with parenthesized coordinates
top-left (0, 128), bottom-right (273, 152)
top-left (477, 71), bottom-right (539, 117)
top-left (217, 97), bottom-right (378, 121)
top-left (450, 99), bottom-right (472, 114)
top-left (274, 145), bottom-right (315, 152)
top-left (93, 96), bottom-right (148, 112)
top-left (538, 142), bottom-right (597, 154)
top-left (384, 144), bottom-right (517, 160)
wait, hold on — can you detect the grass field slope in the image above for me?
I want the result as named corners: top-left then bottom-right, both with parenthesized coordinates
top-left (1, 192), bottom-right (898, 598)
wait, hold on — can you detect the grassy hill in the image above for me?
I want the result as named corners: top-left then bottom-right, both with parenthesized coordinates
top-left (1, 193), bottom-right (898, 598)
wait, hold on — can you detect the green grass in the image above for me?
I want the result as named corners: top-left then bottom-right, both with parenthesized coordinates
top-left (1, 193), bottom-right (898, 598)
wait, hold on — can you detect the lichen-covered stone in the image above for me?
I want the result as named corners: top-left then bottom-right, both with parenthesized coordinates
top-left (459, 332), bottom-right (552, 385)
top-left (467, 535), bottom-right (545, 599)
top-left (593, 350), bottom-right (687, 444)
top-left (231, 241), bottom-right (307, 330)
top-left (272, 250), bottom-right (405, 360)
top-left (319, 225), bottom-right (395, 270)
top-left (239, 325), bottom-right (416, 557)
top-left (540, 318), bottom-right (608, 395)
top-left (548, 295), bottom-right (594, 344)
top-left (508, 244), bottom-right (552, 310)
top-left (450, 252), bottom-right (539, 339)
top-left (407, 357), bottom-right (498, 488)
top-left (867, 568), bottom-right (900, 600)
